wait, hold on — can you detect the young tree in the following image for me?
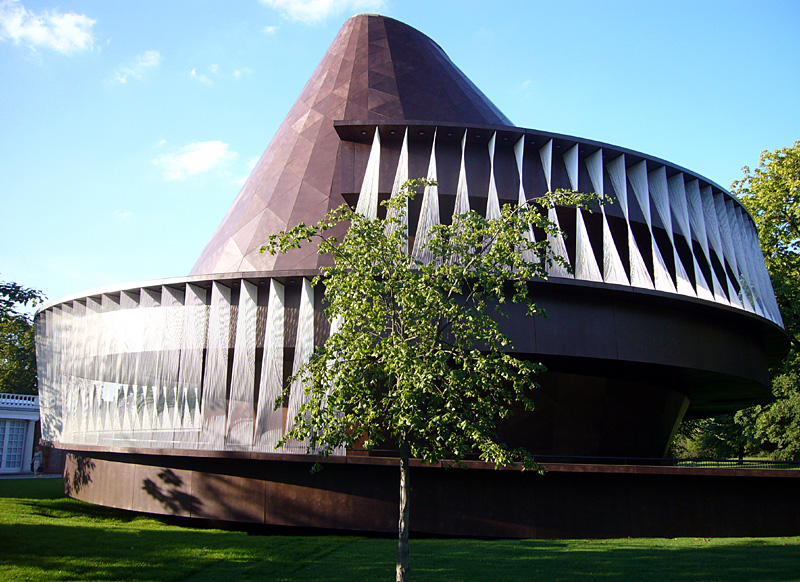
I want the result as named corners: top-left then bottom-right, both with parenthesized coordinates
top-left (0, 278), bottom-right (45, 395)
top-left (262, 180), bottom-right (592, 582)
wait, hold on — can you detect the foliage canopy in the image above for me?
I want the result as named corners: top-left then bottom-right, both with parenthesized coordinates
top-left (0, 278), bottom-right (45, 395)
top-left (262, 180), bottom-right (590, 468)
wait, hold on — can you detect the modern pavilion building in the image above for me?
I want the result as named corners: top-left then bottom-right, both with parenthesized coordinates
top-left (34, 15), bottom-right (794, 538)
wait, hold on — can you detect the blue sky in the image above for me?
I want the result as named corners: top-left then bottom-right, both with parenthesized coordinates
top-left (1, 0), bottom-right (798, 303)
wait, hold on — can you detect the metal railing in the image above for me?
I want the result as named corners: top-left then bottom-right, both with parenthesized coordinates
top-left (357, 449), bottom-right (800, 470)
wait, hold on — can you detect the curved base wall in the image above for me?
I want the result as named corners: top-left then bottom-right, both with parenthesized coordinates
top-left (63, 450), bottom-right (800, 539)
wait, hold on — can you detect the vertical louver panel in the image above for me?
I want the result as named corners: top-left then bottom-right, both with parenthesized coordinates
top-left (200, 282), bottom-right (232, 449)
top-left (356, 128), bottom-right (381, 219)
top-left (486, 133), bottom-right (501, 220)
top-left (412, 131), bottom-right (440, 264)
top-left (254, 280), bottom-right (286, 452)
top-left (285, 278), bottom-right (315, 452)
top-left (386, 128), bottom-right (410, 253)
top-left (226, 280), bottom-right (259, 448)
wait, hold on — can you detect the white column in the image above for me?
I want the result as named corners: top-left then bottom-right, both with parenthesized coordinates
top-left (22, 420), bottom-right (36, 473)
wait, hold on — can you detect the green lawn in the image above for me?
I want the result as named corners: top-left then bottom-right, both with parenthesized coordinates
top-left (0, 478), bottom-right (799, 581)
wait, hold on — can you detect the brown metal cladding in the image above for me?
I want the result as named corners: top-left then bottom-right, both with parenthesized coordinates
top-left (191, 14), bottom-right (512, 276)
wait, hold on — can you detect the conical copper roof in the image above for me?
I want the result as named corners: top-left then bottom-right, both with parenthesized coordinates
top-left (191, 14), bottom-right (512, 275)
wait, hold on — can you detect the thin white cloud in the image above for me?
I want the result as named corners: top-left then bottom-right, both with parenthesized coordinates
top-left (0, 0), bottom-right (95, 55)
top-left (190, 67), bottom-right (212, 84)
top-left (111, 210), bottom-right (135, 222)
top-left (191, 64), bottom-right (250, 83)
top-left (114, 50), bottom-right (161, 84)
top-left (259, 0), bottom-right (387, 25)
top-left (262, 25), bottom-right (278, 34)
top-left (155, 141), bottom-right (239, 181)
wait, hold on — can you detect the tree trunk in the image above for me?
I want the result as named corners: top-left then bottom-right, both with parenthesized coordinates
top-left (396, 441), bottom-right (410, 582)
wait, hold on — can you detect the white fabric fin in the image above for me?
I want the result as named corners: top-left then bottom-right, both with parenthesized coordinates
top-left (586, 149), bottom-right (604, 198)
top-left (486, 132), bottom-right (501, 220)
top-left (607, 154), bottom-right (629, 217)
top-left (412, 131), bottom-right (440, 264)
top-left (453, 129), bottom-right (470, 216)
top-left (602, 211), bottom-right (629, 285)
top-left (539, 139), bottom-right (553, 192)
top-left (355, 128), bottom-right (381, 219)
top-left (575, 210), bottom-right (602, 282)
top-left (563, 143), bottom-right (579, 191)
top-left (628, 160), bottom-right (651, 228)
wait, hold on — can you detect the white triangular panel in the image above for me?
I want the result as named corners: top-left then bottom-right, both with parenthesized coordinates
top-left (151, 385), bottom-right (161, 432)
top-left (628, 160), bottom-right (651, 228)
top-left (171, 386), bottom-right (181, 433)
top-left (285, 278), bottom-right (315, 452)
top-left (628, 225), bottom-right (654, 289)
top-left (724, 274), bottom-right (743, 308)
top-left (701, 186), bottom-right (724, 265)
top-left (602, 213), bottom-right (629, 285)
top-left (547, 207), bottom-right (572, 278)
top-left (575, 210), bottom-right (602, 282)
top-left (486, 132), bottom-right (501, 220)
top-left (355, 128), bottom-right (381, 219)
top-left (668, 173), bottom-right (692, 243)
top-left (714, 192), bottom-right (739, 280)
top-left (225, 279), bottom-right (259, 448)
top-left (693, 257), bottom-right (715, 302)
top-left (648, 166), bottom-right (673, 242)
top-left (200, 282), bottom-right (233, 450)
top-left (685, 180), bottom-right (709, 258)
top-left (514, 135), bottom-right (525, 203)
top-left (121, 388), bottom-right (132, 435)
top-left (539, 139), bottom-right (553, 191)
top-left (744, 223), bottom-right (782, 325)
top-left (254, 280), bottom-right (286, 452)
top-left (386, 128), bottom-right (409, 253)
top-left (653, 240), bottom-right (677, 294)
top-left (586, 149), bottom-right (604, 198)
top-left (729, 203), bottom-right (765, 318)
top-left (453, 130), bottom-right (470, 216)
top-left (674, 249), bottom-right (696, 297)
top-left (563, 143), bottom-right (579, 191)
top-left (411, 131), bottom-right (440, 264)
top-left (132, 385), bottom-right (143, 433)
top-left (710, 267), bottom-right (730, 305)
top-left (737, 278), bottom-right (755, 313)
top-left (514, 136), bottom-right (538, 263)
top-left (607, 155), bottom-right (629, 217)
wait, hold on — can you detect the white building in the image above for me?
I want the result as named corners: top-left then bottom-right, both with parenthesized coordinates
top-left (0, 393), bottom-right (39, 474)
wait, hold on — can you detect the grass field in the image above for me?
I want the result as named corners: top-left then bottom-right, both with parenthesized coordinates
top-left (1, 477), bottom-right (799, 581)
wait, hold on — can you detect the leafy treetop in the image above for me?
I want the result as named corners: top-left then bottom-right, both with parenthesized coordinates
top-left (261, 180), bottom-right (593, 469)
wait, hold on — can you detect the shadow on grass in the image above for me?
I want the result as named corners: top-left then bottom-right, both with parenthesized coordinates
top-left (20, 497), bottom-right (144, 522)
top-left (301, 537), bottom-right (800, 582)
top-left (0, 521), bottom-right (353, 582)
top-left (0, 476), bottom-right (63, 499)
top-left (2, 479), bottom-right (799, 582)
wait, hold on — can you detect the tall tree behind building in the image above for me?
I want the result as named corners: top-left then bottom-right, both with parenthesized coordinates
top-left (0, 279), bottom-right (45, 395)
